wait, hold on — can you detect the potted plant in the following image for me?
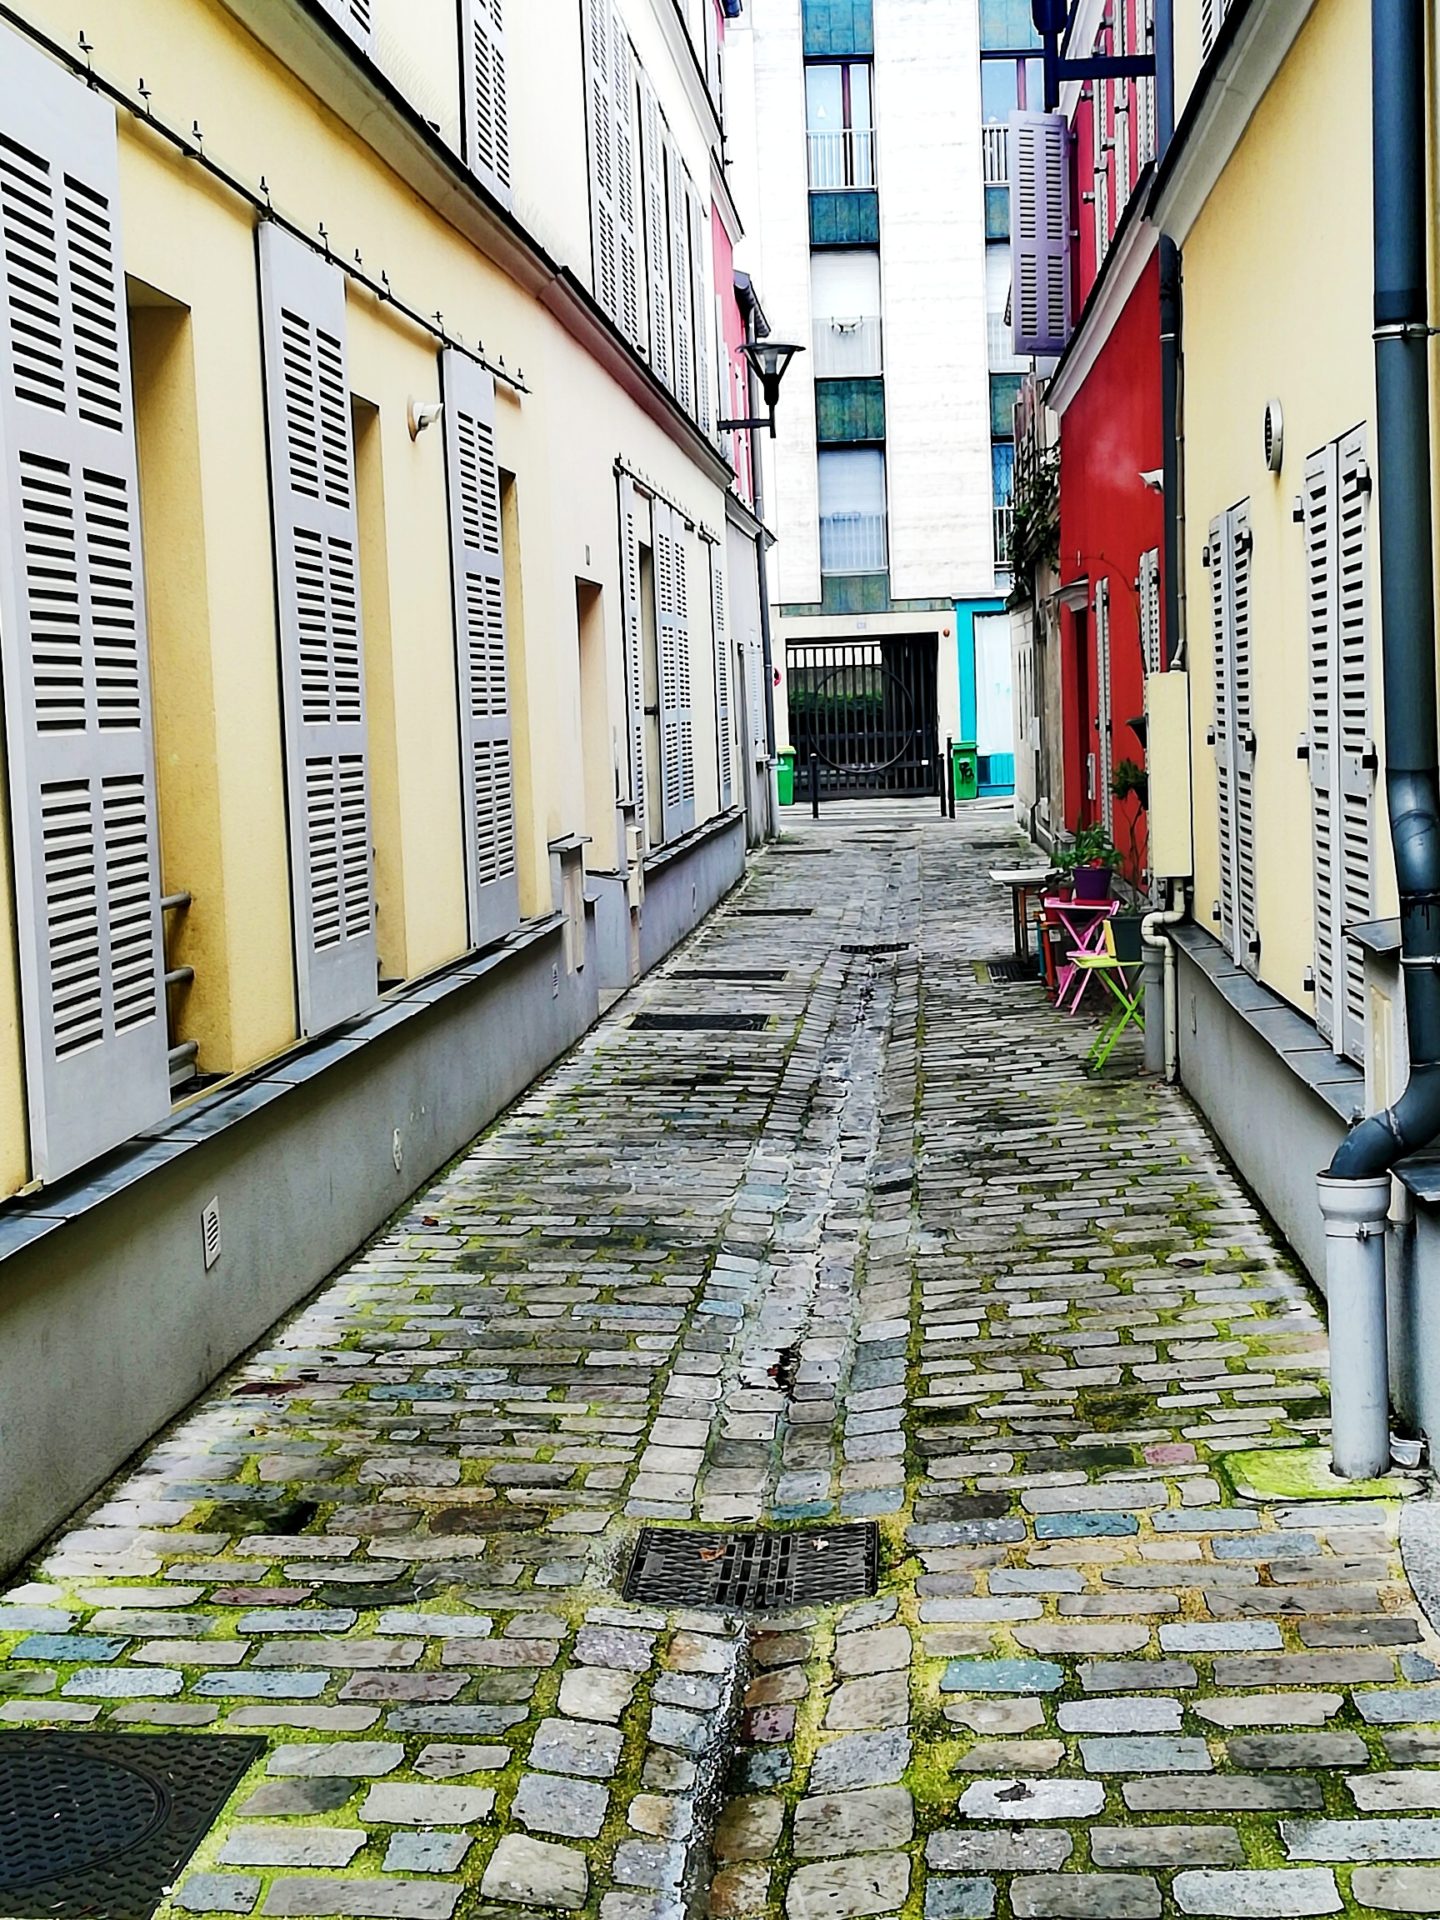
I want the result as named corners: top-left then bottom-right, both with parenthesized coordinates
top-left (1057, 824), bottom-right (1119, 902)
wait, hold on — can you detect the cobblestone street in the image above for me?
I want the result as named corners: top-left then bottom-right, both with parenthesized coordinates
top-left (5, 805), bottom-right (1440, 1920)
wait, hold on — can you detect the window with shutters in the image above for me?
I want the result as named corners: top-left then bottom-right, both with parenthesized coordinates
top-left (1207, 500), bottom-right (1259, 975)
top-left (1303, 427), bottom-right (1374, 1062)
top-left (618, 473), bottom-right (652, 847)
top-left (668, 148), bottom-right (696, 420)
top-left (640, 76), bottom-right (673, 391)
top-left (1135, 0), bottom-right (1156, 164)
top-left (708, 539), bottom-right (733, 809)
top-left (1091, 84), bottom-right (1110, 266)
top-left (441, 349), bottom-right (520, 948)
top-left (1009, 112), bottom-right (1070, 356)
top-left (653, 500), bottom-right (695, 841)
top-left (1138, 548), bottom-right (1161, 675)
top-left (460, 0), bottom-right (511, 208)
top-left (689, 186), bottom-right (714, 439)
top-left (612, 26), bottom-right (645, 353)
top-left (0, 23), bottom-right (171, 1181)
top-left (1093, 578), bottom-right (1113, 837)
top-left (1113, 4), bottom-right (1131, 209)
top-left (257, 222), bottom-right (378, 1035)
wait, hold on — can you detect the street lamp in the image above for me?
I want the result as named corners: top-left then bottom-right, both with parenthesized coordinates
top-left (719, 339), bottom-right (804, 438)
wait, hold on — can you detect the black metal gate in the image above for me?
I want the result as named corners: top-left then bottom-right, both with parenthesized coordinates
top-left (786, 635), bottom-right (939, 797)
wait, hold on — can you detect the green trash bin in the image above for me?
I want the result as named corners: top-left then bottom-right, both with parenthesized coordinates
top-left (952, 741), bottom-right (980, 801)
top-left (778, 748), bottom-right (796, 806)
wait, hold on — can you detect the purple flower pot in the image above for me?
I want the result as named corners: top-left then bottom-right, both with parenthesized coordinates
top-left (1073, 865), bottom-right (1113, 903)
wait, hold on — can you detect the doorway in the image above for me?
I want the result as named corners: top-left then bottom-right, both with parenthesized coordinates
top-left (785, 634), bottom-right (938, 797)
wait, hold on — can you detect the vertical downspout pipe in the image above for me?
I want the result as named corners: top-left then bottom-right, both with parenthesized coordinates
top-left (1327, 0), bottom-right (1440, 1179)
top-left (738, 280), bottom-right (780, 837)
top-left (1320, 0), bottom-right (1440, 1475)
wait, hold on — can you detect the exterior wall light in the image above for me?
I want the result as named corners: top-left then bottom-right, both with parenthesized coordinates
top-left (720, 340), bottom-right (804, 438)
top-left (408, 399), bottom-right (443, 440)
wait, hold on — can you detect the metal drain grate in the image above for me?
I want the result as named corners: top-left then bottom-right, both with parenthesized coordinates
top-left (735, 907), bottom-right (814, 917)
top-left (842, 942), bottom-right (911, 955)
top-left (624, 1523), bottom-right (878, 1610)
top-left (631, 1012), bottom-right (771, 1032)
top-left (0, 1732), bottom-right (262, 1920)
top-left (986, 957), bottom-right (1036, 983)
top-left (672, 969), bottom-right (789, 983)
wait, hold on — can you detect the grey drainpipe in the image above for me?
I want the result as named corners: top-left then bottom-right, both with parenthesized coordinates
top-left (1319, 0), bottom-right (1440, 1477)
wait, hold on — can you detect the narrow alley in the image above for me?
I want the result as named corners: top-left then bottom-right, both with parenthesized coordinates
top-left (2, 808), bottom-right (1436, 1920)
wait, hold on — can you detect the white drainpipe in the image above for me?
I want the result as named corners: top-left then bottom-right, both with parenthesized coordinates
top-left (1315, 1172), bottom-right (1393, 1479)
top-left (1141, 893), bottom-right (1186, 1082)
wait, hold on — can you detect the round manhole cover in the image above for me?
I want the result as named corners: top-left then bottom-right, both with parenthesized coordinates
top-left (0, 1745), bottom-right (169, 1889)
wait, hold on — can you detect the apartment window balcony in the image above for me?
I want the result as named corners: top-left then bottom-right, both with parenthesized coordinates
top-left (807, 127), bottom-right (877, 190)
top-left (993, 501), bottom-right (1014, 566)
top-left (982, 122), bottom-right (1009, 185)
top-left (813, 314), bottom-right (883, 377)
top-left (820, 509), bottom-right (888, 574)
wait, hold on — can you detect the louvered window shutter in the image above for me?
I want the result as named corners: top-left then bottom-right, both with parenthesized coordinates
top-left (1138, 548), bottom-right (1161, 674)
top-left (747, 641), bottom-right (767, 756)
top-left (461, 0), bottom-right (511, 208)
top-left (1303, 443), bottom-right (1338, 1042)
top-left (641, 77), bottom-right (673, 390)
top-left (441, 349), bottom-right (519, 948)
top-left (612, 22), bottom-right (646, 353)
top-left (709, 540), bottom-right (733, 809)
top-left (618, 474), bottom-right (649, 843)
top-left (584, 0), bottom-right (618, 322)
top-left (1336, 424), bottom-right (1374, 1060)
top-left (0, 27), bottom-right (170, 1180)
top-left (1094, 580), bottom-right (1113, 836)
top-left (1229, 500), bottom-right (1258, 973)
top-left (654, 502), bottom-right (695, 840)
top-left (668, 148), bottom-right (695, 419)
top-left (1201, 0), bottom-right (1217, 57)
top-left (321, 0), bottom-right (372, 50)
top-left (689, 185), bottom-right (714, 439)
top-left (1010, 113), bottom-right (1070, 356)
top-left (1208, 511), bottom-right (1238, 959)
top-left (1114, 7), bottom-right (1131, 208)
top-left (257, 222), bottom-right (377, 1035)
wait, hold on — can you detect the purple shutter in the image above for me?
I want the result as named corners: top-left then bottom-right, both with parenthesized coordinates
top-left (1010, 111), bottom-right (1071, 357)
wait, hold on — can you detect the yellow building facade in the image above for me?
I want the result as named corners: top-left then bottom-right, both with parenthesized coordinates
top-left (0, 0), bottom-right (772, 1568)
top-left (1150, 0), bottom-right (1390, 1283)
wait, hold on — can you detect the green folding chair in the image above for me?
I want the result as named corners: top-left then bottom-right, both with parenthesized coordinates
top-left (1068, 916), bottom-right (1145, 1073)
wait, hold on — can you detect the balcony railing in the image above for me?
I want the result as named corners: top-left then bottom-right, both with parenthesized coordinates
top-left (812, 315), bottom-right (884, 378)
top-left (993, 502), bottom-right (1015, 567)
top-left (982, 122), bottom-right (1009, 186)
top-left (807, 127), bottom-right (877, 191)
top-left (820, 509), bottom-right (888, 575)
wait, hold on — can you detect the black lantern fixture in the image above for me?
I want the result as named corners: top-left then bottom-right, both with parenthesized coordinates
top-left (720, 339), bottom-right (804, 438)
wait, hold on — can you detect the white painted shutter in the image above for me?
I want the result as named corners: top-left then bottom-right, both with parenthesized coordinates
top-left (1230, 500), bottom-right (1258, 972)
top-left (747, 641), bottom-right (767, 757)
top-left (668, 146), bottom-right (695, 419)
top-left (1336, 424), bottom-right (1374, 1060)
top-left (321, 0), bottom-right (372, 49)
top-left (441, 349), bottom-right (519, 948)
top-left (1208, 511), bottom-right (1237, 958)
top-left (654, 501), bottom-right (695, 840)
top-left (1201, 0), bottom-right (1217, 57)
top-left (1138, 548), bottom-right (1161, 674)
top-left (618, 473), bottom-right (649, 844)
top-left (1136, 0), bottom-right (1156, 163)
top-left (709, 540), bottom-right (733, 809)
top-left (689, 184), bottom-right (714, 439)
top-left (641, 76), bottom-right (673, 390)
top-left (1114, 5), bottom-right (1131, 209)
top-left (583, 0), bottom-right (618, 322)
top-left (461, 0), bottom-right (511, 208)
top-left (1094, 579), bottom-right (1113, 836)
top-left (0, 28), bottom-right (170, 1179)
top-left (613, 21), bottom-right (646, 352)
top-left (258, 222), bottom-right (376, 1035)
top-left (1303, 443), bottom-right (1338, 1041)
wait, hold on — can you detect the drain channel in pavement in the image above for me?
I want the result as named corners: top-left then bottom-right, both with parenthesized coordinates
top-left (624, 1524), bottom-right (878, 1610)
top-left (629, 1012), bottom-right (772, 1032)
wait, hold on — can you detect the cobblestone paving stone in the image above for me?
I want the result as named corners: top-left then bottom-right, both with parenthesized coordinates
top-left (5, 802), bottom-right (1440, 1920)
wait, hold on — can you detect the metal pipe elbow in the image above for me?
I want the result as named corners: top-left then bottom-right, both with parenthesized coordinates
top-left (1328, 1063), bottom-right (1440, 1179)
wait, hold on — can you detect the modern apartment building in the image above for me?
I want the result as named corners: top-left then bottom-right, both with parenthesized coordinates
top-left (0, 0), bottom-right (774, 1566)
top-left (737, 0), bottom-right (1012, 801)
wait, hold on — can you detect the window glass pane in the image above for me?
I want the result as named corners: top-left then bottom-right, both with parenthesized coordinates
top-left (818, 446), bottom-right (885, 515)
top-left (1018, 56), bottom-right (1043, 106)
top-left (981, 60), bottom-right (1019, 120)
top-left (805, 64), bottom-right (843, 128)
top-left (848, 63), bottom-right (873, 130)
top-left (992, 441), bottom-right (1016, 498)
top-left (980, 0), bottom-right (1042, 48)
